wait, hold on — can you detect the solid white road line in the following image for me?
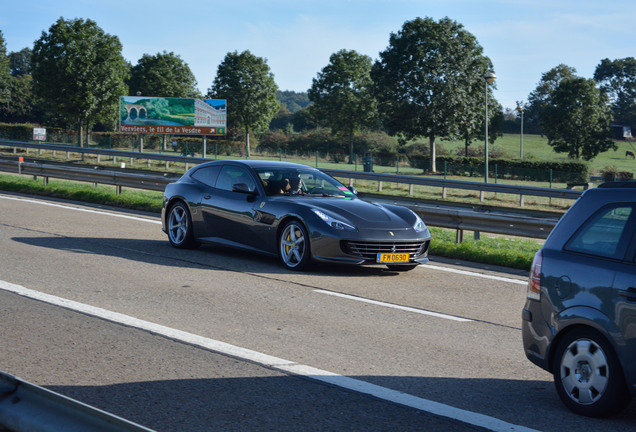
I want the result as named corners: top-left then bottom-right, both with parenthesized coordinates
top-left (314, 289), bottom-right (472, 322)
top-left (1, 194), bottom-right (528, 287)
top-left (419, 263), bottom-right (528, 285)
top-left (0, 280), bottom-right (538, 432)
top-left (0, 194), bottom-right (162, 224)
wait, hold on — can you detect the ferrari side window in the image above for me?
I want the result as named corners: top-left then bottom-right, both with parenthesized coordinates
top-left (216, 166), bottom-right (256, 192)
top-left (191, 166), bottom-right (220, 187)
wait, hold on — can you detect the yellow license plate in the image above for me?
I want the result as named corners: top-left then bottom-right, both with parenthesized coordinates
top-left (377, 253), bottom-right (410, 263)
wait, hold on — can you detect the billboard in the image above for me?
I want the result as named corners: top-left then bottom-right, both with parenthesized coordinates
top-left (119, 96), bottom-right (226, 135)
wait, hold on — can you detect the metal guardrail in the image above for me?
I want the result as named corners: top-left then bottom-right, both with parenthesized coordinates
top-left (0, 371), bottom-right (155, 432)
top-left (0, 158), bottom-right (562, 239)
top-left (1, 139), bottom-right (584, 202)
top-left (324, 168), bottom-right (583, 201)
top-left (0, 139), bottom-right (209, 165)
top-left (0, 159), bottom-right (174, 193)
top-left (370, 196), bottom-right (559, 239)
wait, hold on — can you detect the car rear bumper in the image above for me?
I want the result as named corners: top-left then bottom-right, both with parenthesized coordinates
top-left (522, 303), bottom-right (552, 372)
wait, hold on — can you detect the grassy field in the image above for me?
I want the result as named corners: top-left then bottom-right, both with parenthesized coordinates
top-left (441, 133), bottom-right (636, 176)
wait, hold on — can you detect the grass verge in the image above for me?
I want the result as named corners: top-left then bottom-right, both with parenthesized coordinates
top-left (0, 173), bottom-right (164, 213)
top-left (428, 227), bottom-right (539, 271)
top-left (0, 173), bottom-right (539, 272)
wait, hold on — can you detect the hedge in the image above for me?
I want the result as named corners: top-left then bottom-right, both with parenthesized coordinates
top-left (409, 155), bottom-right (589, 184)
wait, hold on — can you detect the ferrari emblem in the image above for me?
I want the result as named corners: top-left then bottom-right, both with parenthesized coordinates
top-left (260, 202), bottom-right (266, 208)
top-left (389, 231), bottom-right (394, 236)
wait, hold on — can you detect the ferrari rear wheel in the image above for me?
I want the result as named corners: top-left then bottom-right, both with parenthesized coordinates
top-left (279, 221), bottom-right (311, 271)
top-left (167, 202), bottom-right (198, 249)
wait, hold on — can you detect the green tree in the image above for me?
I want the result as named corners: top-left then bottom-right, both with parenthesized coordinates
top-left (32, 18), bottom-right (129, 144)
top-left (0, 30), bottom-right (14, 120)
top-left (0, 30), bottom-right (9, 79)
top-left (371, 17), bottom-right (495, 172)
top-left (309, 49), bottom-right (379, 163)
top-left (0, 32), bottom-right (37, 123)
top-left (540, 77), bottom-right (615, 160)
top-left (207, 50), bottom-right (279, 157)
top-left (128, 51), bottom-right (199, 98)
top-left (526, 64), bottom-right (577, 132)
top-left (277, 90), bottom-right (311, 113)
top-left (594, 57), bottom-right (636, 131)
top-left (9, 48), bottom-right (32, 76)
top-left (0, 74), bottom-right (37, 123)
top-left (456, 78), bottom-right (502, 157)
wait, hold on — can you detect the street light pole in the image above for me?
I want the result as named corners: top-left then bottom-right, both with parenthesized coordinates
top-left (516, 103), bottom-right (524, 159)
top-left (484, 72), bottom-right (496, 183)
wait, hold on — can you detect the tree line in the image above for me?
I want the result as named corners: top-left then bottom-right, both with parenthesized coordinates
top-left (0, 16), bottom-right (634, 172)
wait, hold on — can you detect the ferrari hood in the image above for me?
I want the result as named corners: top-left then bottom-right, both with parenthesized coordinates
top-left (304, 198), bottom-right (412, 229)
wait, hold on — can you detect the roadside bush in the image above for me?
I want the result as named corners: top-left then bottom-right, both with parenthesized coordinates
top-left (408, 155), bottom-right (589, 183)
top-left (0, 122), bottom-right (72, 143)
top-left (258, 130), bottom-right (291, 152)
top-left (600, 166), bottom-right (635, 182)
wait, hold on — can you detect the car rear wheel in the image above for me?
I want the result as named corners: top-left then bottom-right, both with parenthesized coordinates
top-left (279, 221), bottom-right (311, 271)
top-left (167, 202), bottom-right (198, 249)
top-left (553, 328), bottom-right (631, 417)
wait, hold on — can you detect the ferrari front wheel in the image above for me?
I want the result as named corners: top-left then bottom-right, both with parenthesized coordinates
top-left (279, 221), bottom-right (311, 271)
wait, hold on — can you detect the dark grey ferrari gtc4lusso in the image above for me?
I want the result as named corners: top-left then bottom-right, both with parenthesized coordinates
top-left (161, 160), bottom-right (431, 271)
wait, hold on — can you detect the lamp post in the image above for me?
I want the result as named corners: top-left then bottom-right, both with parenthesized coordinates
top-left (484, 72), bottom-right (496, 183)
top-left (516, 103), bottom-right (524, 159)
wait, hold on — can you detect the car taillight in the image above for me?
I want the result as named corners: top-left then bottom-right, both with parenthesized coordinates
top-left (527, 250), bottom-right (542, 301)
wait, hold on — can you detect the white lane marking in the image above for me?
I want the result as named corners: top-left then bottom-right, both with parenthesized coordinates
top-left (0, 194), bottom-right (162, 224)
top-left (2, 194), bottom-right (529, 287)
top-left (421, 264), bottom-right (528, 286)
top-left (314, 289), bottom-right (472, 322)
top-left (0, 280), bottom-right (538, 432)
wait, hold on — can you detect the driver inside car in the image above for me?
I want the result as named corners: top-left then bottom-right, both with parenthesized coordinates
top-left (281, 177), bottom-right (303, 195)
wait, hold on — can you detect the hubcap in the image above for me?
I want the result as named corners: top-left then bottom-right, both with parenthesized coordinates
top-left (560, 339), bottom-right (609, 405)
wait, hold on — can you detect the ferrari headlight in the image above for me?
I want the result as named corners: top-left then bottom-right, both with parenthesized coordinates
top-left (411, 210), bottom-right (427, 232)
top-left (313, 209), bottom-right (357, 231)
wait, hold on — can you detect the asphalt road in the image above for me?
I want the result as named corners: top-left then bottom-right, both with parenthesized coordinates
top-left (1, 192), bottom-right (635, 431)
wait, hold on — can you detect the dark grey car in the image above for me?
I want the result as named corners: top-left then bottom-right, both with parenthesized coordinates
top-left (522, 182), bottom-right (636, 417)
top-left (161, 160), bottom-right (431, 271)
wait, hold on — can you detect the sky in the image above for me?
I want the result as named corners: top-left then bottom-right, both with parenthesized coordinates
top-left (1, 0), bottom-right (634, 111)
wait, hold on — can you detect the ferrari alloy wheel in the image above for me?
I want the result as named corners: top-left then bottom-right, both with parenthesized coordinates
top-left (279, 221), bottom-right (310, 271)
top-left (167, 202), bottom-right (198, 249)
top-left (553, 328), bottom-right (630, 417)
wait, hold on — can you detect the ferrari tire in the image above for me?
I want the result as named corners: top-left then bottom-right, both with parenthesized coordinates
top-left (553, 328), bottom-right (631, 417)
top-left (167, 202), bottom-right (199, 249)
top-left (279, 220), bottom-right (311, 271)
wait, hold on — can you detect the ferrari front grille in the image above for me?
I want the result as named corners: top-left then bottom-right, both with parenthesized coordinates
top-left (342, 240), bottom-right (429, 260)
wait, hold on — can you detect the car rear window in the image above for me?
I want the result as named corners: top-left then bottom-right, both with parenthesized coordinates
top-left (565, 205), bottom-right (634, 259)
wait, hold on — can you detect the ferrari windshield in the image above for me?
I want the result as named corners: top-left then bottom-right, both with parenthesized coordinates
top-left (254, 167), bottom-right (355, 198)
